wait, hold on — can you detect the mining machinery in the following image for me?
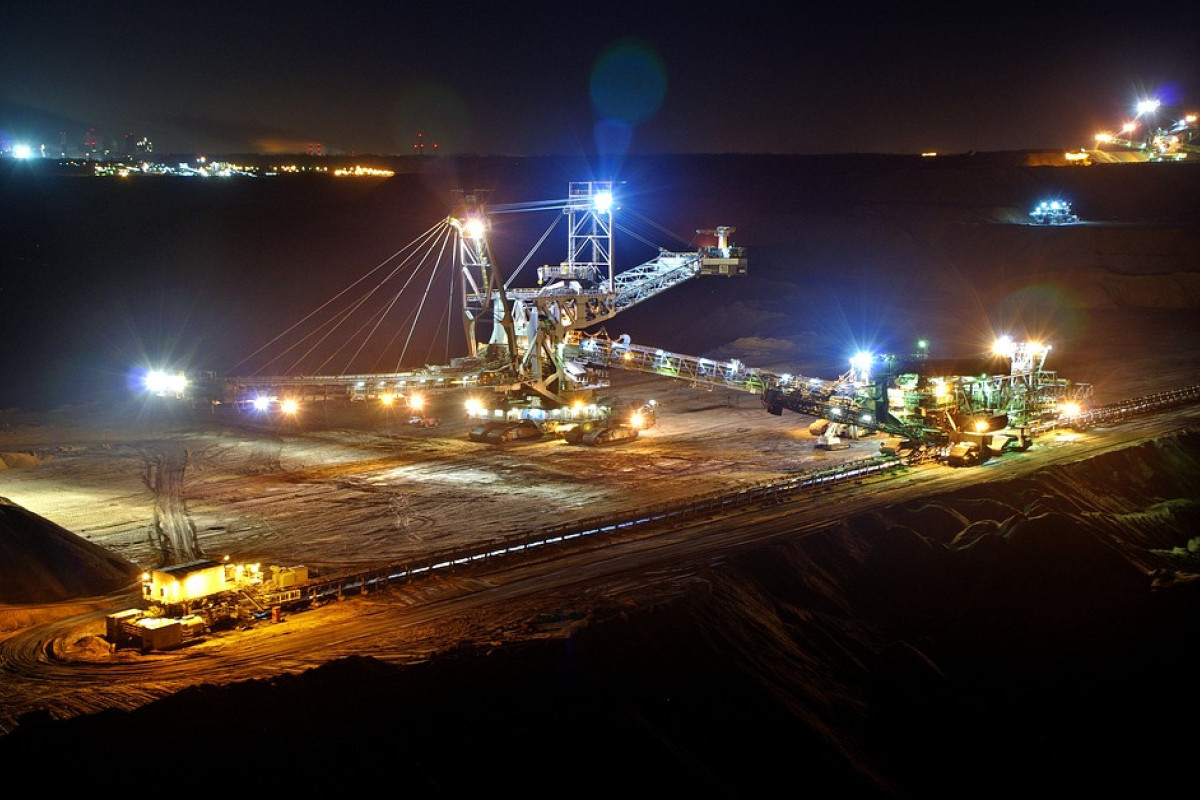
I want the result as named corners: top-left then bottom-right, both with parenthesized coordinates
top-left (156, 180), bottom-right (1088, 462)
top-left (1029, 200), bottom-right (1078, 225)
top-left (107, 559), bottom-right (314, 651)
top-left (181, 182), bottom-right (747, 444)
top-left (1091, 97), bottom-right (1200, 162)
top-left (567, 331), bottom-right (1092, 464)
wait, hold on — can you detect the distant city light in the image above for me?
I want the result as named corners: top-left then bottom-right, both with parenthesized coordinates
top-left (333, 165), bottom-right (395, 177)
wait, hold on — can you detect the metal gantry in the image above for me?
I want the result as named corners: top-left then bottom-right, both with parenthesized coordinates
top-left (567, 331), bottom-right (1092, 447)
top-left (208, 182), bottom-right (747, 411)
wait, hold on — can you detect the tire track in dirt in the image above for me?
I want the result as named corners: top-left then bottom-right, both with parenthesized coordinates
top-left (145, 445), bottom-right (199, 565)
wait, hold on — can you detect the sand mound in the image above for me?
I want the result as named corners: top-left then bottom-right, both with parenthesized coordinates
top-left (0, 497), bottom-right (139, 604)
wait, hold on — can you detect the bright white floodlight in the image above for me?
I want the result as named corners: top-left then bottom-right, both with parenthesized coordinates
top-left (593, 190), bottom-right (613, 214)
top-left (1136, 98), bottom-right (1161, 116)
top-left (144, 369), bottom-right (188, 396)
top-left (464, 217), bottom-right (485, 239)
top-left (850, 351), bottom-right (873, 381)
top-left (11, 144), bottom-right (33, 159)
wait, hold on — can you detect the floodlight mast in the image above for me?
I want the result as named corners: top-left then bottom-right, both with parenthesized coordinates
top-left (565, 181), bottom-right (614, 289)
top-left (440, 182), bottom-right (747, 407)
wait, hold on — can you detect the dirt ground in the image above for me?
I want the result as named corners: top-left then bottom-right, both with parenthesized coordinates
top-left (0, 371), bottom-right (870, 578)
top-left (1, 300), bottom-right (1197, 615)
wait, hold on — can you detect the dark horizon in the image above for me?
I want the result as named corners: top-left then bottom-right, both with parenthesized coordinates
top-left (3, 2), bottom-right (1198, 159)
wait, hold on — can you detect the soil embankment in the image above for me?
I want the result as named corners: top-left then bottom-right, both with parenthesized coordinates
top-left (0, 497), bottom-right (139, 605)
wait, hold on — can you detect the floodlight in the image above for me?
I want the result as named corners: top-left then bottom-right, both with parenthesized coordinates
top-left (144, 369), bottom-right (188, 395)
top-left (464, 217), bottom-right (485, 239)
top-left (1136, 98), bottom-right (1161, 116)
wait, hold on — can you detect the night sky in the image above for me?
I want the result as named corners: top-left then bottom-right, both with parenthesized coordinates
top-left (2, 1), bottom-right (1198, 157)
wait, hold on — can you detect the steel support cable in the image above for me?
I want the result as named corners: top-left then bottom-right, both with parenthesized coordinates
top-left (267, 293), bottom-right (376, 375)
top-left (283, 268), bottom-right (415, 375)
top-left (503, 214), bottom-right (562, 290)
top-left (624, 208), bottom-right (693, 248)
top-left (282, 225), bottom-right (451, 375)
top-left (321, 224), bottom-right (455, 375)
top-left (365, 292), bottom-right (428, 373)
top-left (365, 231), bottom-right (452, 374)
top-left (316, 295), bottom-right (401, 376)
top-left (423, 298), bottom-right (453, 366)
top-left (487, 198), bottom-right (572, 214)
top-left (443, 237), bottom-right (456, 364)
top-left (397, 227), bottom-right (456, 369)
top-left (283, 225), bottom-right (450, 375)
top-left (230, 220), bottom-right (449, 373)
top-left (338, 225), bottom-right (456, 375)
top-left (369, 287), bottom-right (452, 373)
top-left (614, 222), bottom-right (663, 251)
